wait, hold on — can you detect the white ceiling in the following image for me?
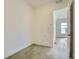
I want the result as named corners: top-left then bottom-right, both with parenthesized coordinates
top-left (25, 0), bottom-right (68, 8)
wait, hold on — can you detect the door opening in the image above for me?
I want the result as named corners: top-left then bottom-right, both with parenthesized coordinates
top-left (53, 7), bottom-right (72, 59)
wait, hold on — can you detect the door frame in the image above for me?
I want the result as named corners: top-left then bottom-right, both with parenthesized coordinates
top-left (69, 1), bottom-right (75, 59)
top-left (52, 1), bottom-right (75, 59)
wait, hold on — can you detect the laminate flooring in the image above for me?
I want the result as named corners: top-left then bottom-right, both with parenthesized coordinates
top-left (6, 38), bottom-right (69, 59)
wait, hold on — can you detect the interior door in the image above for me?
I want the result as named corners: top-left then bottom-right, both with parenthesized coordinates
top-left (53, 7), bottom-right (71, 59)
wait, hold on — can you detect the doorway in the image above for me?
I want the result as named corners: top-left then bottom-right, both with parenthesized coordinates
top-left (53, 7), bottom-right (71, 59)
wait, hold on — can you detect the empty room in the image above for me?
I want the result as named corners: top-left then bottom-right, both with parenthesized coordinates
top-left (4, 0), bottom-right (74, 59)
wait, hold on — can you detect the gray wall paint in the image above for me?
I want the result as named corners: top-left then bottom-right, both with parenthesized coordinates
top-left (56, 18), bottom-right (68, 38)
top-left (53, 8), bottom-right (69, 38)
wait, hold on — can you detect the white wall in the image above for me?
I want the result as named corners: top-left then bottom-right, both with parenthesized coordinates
top-left (4, 0), bottom-right (68, 57)
top-left (32, 3), bottom-right (54, 47)
top-left (31, 2), bottom-right (67, 47)
top-left (4, 0), bottom-right (33, 58)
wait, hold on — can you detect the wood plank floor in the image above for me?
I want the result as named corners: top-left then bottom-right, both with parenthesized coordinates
top-left (6, 38), bottom-right (69, 59)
